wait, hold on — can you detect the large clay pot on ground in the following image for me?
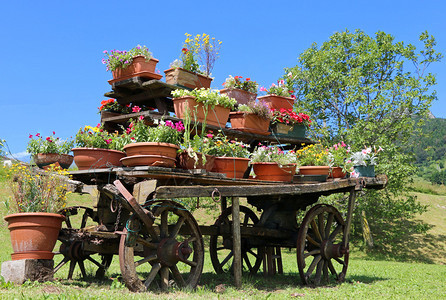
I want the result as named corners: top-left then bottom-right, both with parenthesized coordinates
top-left (164, 67), bottom-right (212, 89)
top-left (109, 56), bottom-right (162, 84)
top-left (33, 153), bottom-right (73, 169)
top-left (172, 96), bottom-right (230, 128)
top-left (212, 157), bottom-right (250, 179)
top-left (220, 88), bottom-right (256, 105)
top-left (72, 148), bottom-right (125, 170)
top-left (258, 94), bottom-right (294, 110)
top-left (4, 213), bottom-right (65, 260)
top-left (252, 162), bottom-right (297, 182)
top-left (229, 112), bottom-right (270, 135)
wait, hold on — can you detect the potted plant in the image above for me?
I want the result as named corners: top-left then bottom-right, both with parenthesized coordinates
top-left (102, 45), bottom-right (162, 84)
top-left (72, 124), bottom-right (126, 170)
top-left (350, 146), bottom-right (383, 177)
top-left (177, 134), bottom-right (215, 171)
top-left (98, 98), bottom-right (131, 120)
top-left (121, 116), bottom-right (184, 168)
top-left (296, 144), bottom-right (331, 177)
top-left (258, 80), bottom-right (295, 110)
top-left (220, 75), bottom-right (258, 105)
top-left (165, 33), bottom-right (221, 89)
top-left (207, 132), bottom-right (251, 179)
top-left (171, 88), bottom-right (237, 128)
top-left (250, 145), bottom-right (298, 182)
top-left (327, 142), bottom-right (354, 178)
top-left (270, 109), bottom-right (312, 139)
top-left (229, 100), bottom-right (272, 135)
top-left (27, 132), bottom-right (74, 169)
top-left (3, 163), bottom-right (69, 260)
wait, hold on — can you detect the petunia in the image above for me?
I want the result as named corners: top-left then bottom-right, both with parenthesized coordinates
top-left (132, 106), bottom-right (141, 113)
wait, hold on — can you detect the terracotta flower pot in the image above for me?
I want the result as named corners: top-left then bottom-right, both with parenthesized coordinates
top-left (269, 123), bottom-right (306, 139)
top-left (72, 148), bottom-right (125, 170)
top-left (298, 166), bottom-right (331, 176)
top-left (4, 213), bottom-right (65, 260)
top-left (220, 88), bottom-right (257, 105)
top-left (123, 142), bottom-right (180, 159)
top-left (32, 153), bottom-right (74, 169)
top-left (252, 162), bottom-right (297, 182)
top-left (177, 151), bottom-right (215, 171)
top-left (109, 56), bottom-right (162, 84)
top-left (330, 167), bottom-right (346, 178)
top-left (172, 96), bottom-right (230, 128)
top-left (212, 157), bottom-right (250, 179)
top-left (164, 67), bottom-right (212, 89)
top-left (258, 94), bottom-right (294, 110)
top-left (120, 155), bottom-right (177, 168)
top-left (229, 112), bottom-right (270, 135)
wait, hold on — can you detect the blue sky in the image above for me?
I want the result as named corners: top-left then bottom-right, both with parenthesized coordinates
top-left (1, 0), bottom-right (444, 160)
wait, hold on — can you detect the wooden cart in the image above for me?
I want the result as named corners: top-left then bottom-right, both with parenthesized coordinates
top-left (55, 78), bottom-right (387, 291)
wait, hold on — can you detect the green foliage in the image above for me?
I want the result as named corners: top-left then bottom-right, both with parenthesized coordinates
top-left (122, 117), bottom-right (184, 145)
top-left (171, 88), bottom-right (237, 109)
top-left (27, 133), bottom-right (74, 155)
top-left (223, 75), bottom-right (259, 93)
top-left (286, 29), bottom-right (442, 248)
top-left (207, 132), bottom-right (250, 158)
top-left (237, 101), bottom-right (272, 120)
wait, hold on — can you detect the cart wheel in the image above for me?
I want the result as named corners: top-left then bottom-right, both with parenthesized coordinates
top-left (54, 206), bottom-right (113, 280)
top-left (296, 204), bottom-right (349, 285)
top-left (210, 205), bottom-right (264, 275)
top-left (119, 200), bottom-right (204, 292)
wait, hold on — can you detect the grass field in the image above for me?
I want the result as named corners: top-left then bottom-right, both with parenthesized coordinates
top-left (0, 173), bottom-right (445, 299)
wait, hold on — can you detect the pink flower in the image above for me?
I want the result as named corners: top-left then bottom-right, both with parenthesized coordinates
top-left (52, 131), bottom-right (55, 135)
top-left (334, 144), bottom-right (338, 150)
top-left (341, 141), bottom-right (346, 147)
top-left (29, 134), bottom-right (33, 138)
top-left (260, 86), bottom-right (267, 92)
top-left (105, 139), bottom-right (112, 144)
top-left (165, 120), bottom-right (174, 128)
top-left (36, 133), bottom-right (40, 137)
top-left (46, 137), bottom-right (52, 142)
top-left (175, 121), bottom-right (184, 132)
top-left (207, 133), bottom-right (213, 138)
top-left (132, 106), bottom-right (141, 113)
top-left (138, 115), bottom-right (144, 121)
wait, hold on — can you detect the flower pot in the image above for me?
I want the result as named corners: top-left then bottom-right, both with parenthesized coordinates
top-left (4, 213), bottom-right (65, 260)
top-left (32, 153), bottom-right (74, 169)
top-left (252, 162), bottom-right (297, 182)
top-left (330, 167), bottom-right (346, 178)
top-left (172, 96), bottom-right (230, 128)
top-left (270, 123), bottom-right (306, 139)
top-left (177, 151), bottom-right (215, 171)
top-left (353, 165), bottom-right (375, 177)
top-left (72, 148), bottom-right (125, 170)
top-left (298, 166), bottom-right (331, 176)
top-left (120, 155), bottom-right (177, 168)
top-left (220, 88), bottom-right (257, 105)
top-left (123, 142), bottom-right (180, 159)
top-left (258, 94), bottom-right (294, 110)
top-left (164, 67), bottom-right (212, 89)
top-left (109, 56), bottom-right (162, 84)
top-left (229, 112), bottom-right (270, 135)
top-left (212, 157), bottom-right (250, 179)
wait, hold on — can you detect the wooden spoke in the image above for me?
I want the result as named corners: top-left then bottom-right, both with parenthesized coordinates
top-left (242, 252), bottom-right (253, 271)
top-left (160, 267), bottom-right (169, 290)
top-left (170, 265), bottom-right (186, 287)
top-left (86, 256), bottom-right (105, 268)
top-left (136, 237), bottom-right (158, 249)
top-left (183, 259), bottom-right (198, 267)
top-left (78, 260), bottom-right (87, 278)
top-left (243, 213), bottom-right (250, 226)
top-left (80, 211), bottom-right (88, 229)
top-left (53, 257), bottom-right (69, 273)
top-left (65, 215), bottom-right (73, 229)
top-left (68, 261), bottom-right (76, 279)
top-left (144, 263), bottom-right (162, 289)
top-left (297, 205), bottom-right (349, 285)
top-left (220, 251), bottom-right (233, 268)
top-left (169, 216), bottom-right (185, 239)
top-left (134, 254), bottom-right (157, 267)
top-left (160, 210), bottom-right (168, 238)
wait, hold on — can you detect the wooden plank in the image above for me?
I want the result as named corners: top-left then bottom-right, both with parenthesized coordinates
top-left (232, 197), bottom-right (242, 288)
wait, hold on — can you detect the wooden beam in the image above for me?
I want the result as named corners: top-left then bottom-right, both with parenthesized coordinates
top-left (232, 197), bottom-right (242, 288)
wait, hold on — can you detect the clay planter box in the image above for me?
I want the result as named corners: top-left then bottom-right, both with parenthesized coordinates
top-left (4, 213), bottom-right (65, 260)
top-left (269, 123), bottom-right (306, 139)
top-left (72, 148), bottom-right (125, 170)
top-left (164, 67), bottom-right (212, 89)
top-left (109, 56), bottom-right (162, 84)
top-left (120, 155), bottom-right (177, 168)
top-left (298, 166), bottom-right (331, 176)
top-left (123, 142), bottom-right (179, 159)
top-left (330, 167), bottom-right (346, 178)
top-left (229, 112), bottom-right (270, 135)
top-left (258, 94), bottom-right (294, 110)
top-left (172, 96), bottom-right (230, 128)
top-left (32, 153), bottom-right (73, 169)
top-left (220, 88), bottom-right (256, 105)
top-left (212, 157), bottom-right (250, 179)
top-left (177, 151), bottom-right (215, 172)
top-left (252, 162), bottom-right (297, 182)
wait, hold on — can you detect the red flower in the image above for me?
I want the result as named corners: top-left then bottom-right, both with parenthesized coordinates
top-left (52, 131), bottom-right (55, 135)
top-left (245, 78), bottom-right (250, 81)
top-left (29, 134), bottom-right (33, 138)
top-left (36, 133), bottom-right (40, 137)
top-left (182, 48), bottom-right (189, 53)
top-left (132, 106), bottom-right (141, 113)
top-left (46, 137), bottom-right (52, 142)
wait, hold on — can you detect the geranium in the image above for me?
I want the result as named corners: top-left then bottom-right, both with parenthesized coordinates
top-left (250, 145), bottom-right (298, 166)
top-left (170, 33), bottom-right (222, 76)
top-left (327, 141), bottom-right (354, 172)
top-left (271, 108), bottom-right (312, 127)
top-left (75, 124), bottom-right (123, 151)
top-left (4, 163), bottom-right (70, 213)
top-left (207, 132), bottom-right (250, 158)
top-left (122, 117), bottom-right (184, 145)
top-left (222, 75), bottom-right (259, 94)
top-left (260, 80), bottom-right (295, 98)
top-left (98, 99), bottom-right (130, 113)
top-left (296, 144), bottom-right (329, 166)
top-left (27, 132), bottom-right (74, 155)
top-left (102, 45), bottom-right (152, 72)
top-left (237, 101), bottom-right (272, 120)
top-left (350, 146), bottom-right (383, 166)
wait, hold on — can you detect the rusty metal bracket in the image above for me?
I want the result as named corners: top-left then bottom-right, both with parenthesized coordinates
top-left (211, 188), bottom-right (221, 203)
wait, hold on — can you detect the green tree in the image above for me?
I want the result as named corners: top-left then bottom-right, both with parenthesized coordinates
top-left (286, 29), bottom-right (442, 251)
